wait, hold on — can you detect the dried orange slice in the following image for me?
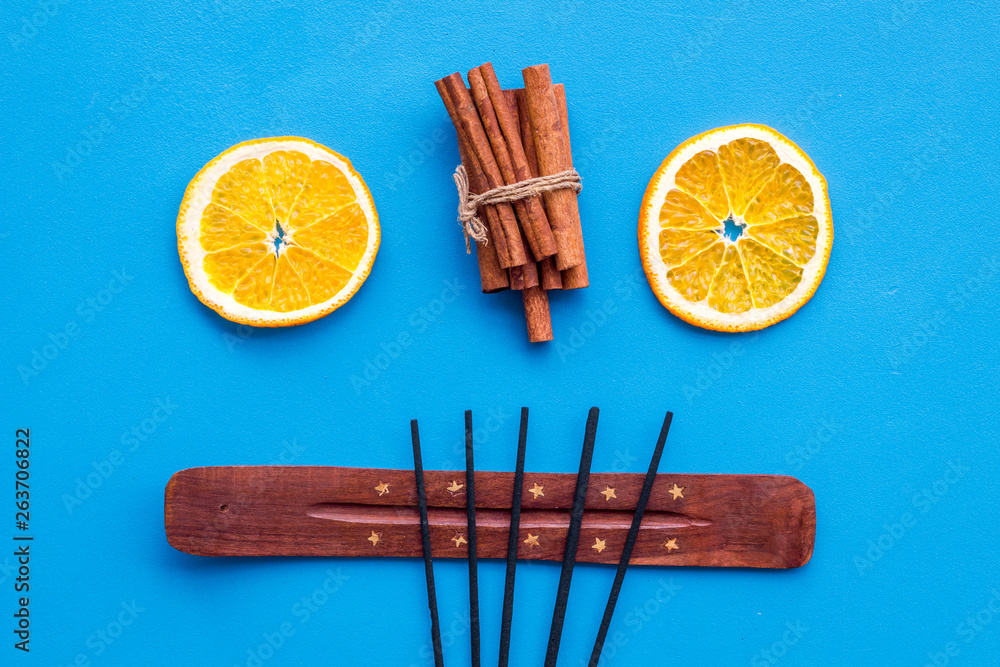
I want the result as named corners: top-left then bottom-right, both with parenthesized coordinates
top-left (639, 125), bottom-right (831, 332)
top-left (177, 137), bottom-right (379, 327)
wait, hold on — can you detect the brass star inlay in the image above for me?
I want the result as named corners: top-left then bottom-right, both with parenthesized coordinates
top-left (446, 480), bottom-right (465, 493)
top-left (664, 538), bottom-right (679, 552)
top-left (669, 483), bottom-right (684, 500)
top-left (375, 481), bottom-right (390, 496)
top-left (523, 533), bottom-right (540, 547)
top-left (367, 530), bottom-right (382, 547)
top-left (528, 483), bottom-right (545, 499)
top-left (451, 533), bottom-right (468, 548)
top-left (600, 486), bottom-right (617, 501)
top-left (592, 538), bottom-right (607, 553)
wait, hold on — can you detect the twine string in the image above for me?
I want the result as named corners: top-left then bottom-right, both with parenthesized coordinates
top-left (453, 165), bottom-right (582, 253)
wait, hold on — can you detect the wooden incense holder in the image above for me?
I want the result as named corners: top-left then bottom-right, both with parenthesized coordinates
top-left (165, 466), bottom-right (815, 568)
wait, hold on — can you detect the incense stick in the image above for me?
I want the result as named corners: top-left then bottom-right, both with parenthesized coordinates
top-left (465, 410), bottom-right (480, 667)
top-left (589, 411), bottom-right (673, 666)
top-left (498, 407), bottom-right (528, 667)
top-left (544, 407), bottom-right (599, 667)
top-left (411, 419), bottom-right (444, 667)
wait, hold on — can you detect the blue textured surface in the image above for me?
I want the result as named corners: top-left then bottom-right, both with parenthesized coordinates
top-left (3, 1), bottom-right (999, 665)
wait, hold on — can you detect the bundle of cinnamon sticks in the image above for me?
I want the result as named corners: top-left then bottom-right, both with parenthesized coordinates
top-left (435, 63), bottom-right (588, 343)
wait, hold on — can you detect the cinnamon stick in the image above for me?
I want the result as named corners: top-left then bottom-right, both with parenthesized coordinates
top-left (509, 265), bottom-right (526, 291)
top-left (438, 73), bottom-right (527, 268)
top-left (553, 83), bottom-right (589, 289)
top-left (459, 142), bottom-right (510, 293)
top-left (522, 286), bottom-right (553, 343)
top-left (513, 89), bottom-right (541, 181)
top-left (510, 235), bottom-right (540, 291)
top-left (521, 65), bottom-right (586, 272)
top-left (513, 89), bottom-right (563, 291)
top-left (435, 78), bottom-right (515, 270)
top-left (520, 230), bottom-right (540, 290)
top-left (434, 65), bottom-right (585, 343)
top-left (473, 64), bottom-right (557, 261)
top-left (538, 256), bottom-right (563, 290)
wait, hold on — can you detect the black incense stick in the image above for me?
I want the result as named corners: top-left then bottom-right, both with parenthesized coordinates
top-left (411, 419), bottom-right (444, 667)
top-left (544, 407), bottom-right (599, 667)
top-left (465, 410), bottom-right (480, 667)
top-left (588, 411), bottom-right (673, 666)
top-left (498, 407), bottom-right (528, 667)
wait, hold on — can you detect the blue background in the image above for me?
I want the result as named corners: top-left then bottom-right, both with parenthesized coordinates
top-left (2, 0), bottom-right (998, 665)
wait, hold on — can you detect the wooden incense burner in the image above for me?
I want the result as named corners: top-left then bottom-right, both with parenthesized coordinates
top-left (165, 466), bottom-right (815, 569)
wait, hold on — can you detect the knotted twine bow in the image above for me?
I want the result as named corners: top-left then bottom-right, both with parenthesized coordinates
top-left (452, 165), bottom-right (582, 253)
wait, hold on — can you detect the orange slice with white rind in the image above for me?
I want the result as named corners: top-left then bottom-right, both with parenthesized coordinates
top-left (177, 137), bottom-right (379, 326)
top-left (639, 125), bottom-right (832, 332)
